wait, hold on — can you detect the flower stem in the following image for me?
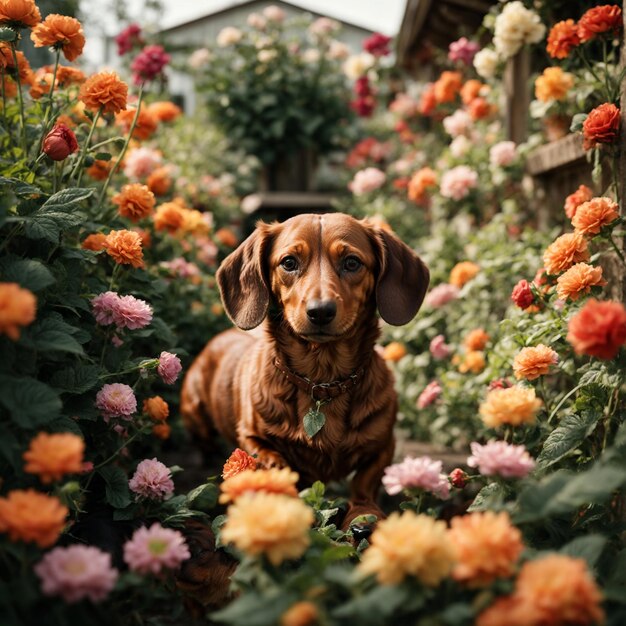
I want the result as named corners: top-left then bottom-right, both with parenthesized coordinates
top-left (37, 48), bottom-right (61, 156)
top-left (73, 107), bottom-right (103, 186)
top-left (9, 42), bottom-right (27, 154)
top-left (607, 233), bottom-right (626, 265)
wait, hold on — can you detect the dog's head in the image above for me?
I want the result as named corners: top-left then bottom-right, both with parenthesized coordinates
top-left (216, 213), bottom-right (429, 341)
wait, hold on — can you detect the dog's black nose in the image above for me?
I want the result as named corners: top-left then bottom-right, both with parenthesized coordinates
top-left (306, 299), bottom-right (337, 325)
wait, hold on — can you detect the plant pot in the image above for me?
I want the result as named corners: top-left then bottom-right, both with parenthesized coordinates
top-left (543, 114), bottom-right (572, 142)
top-left (258, 149), bottom-right (318, 192)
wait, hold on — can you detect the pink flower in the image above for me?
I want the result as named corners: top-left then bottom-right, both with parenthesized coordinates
top-left (448, 37), bottom-right (480, 65)
top-left (123, 147), bottom-right (162, 180)
top-left (440, 166), bottom-right (478, 200)
top-left (424, 283), bottom-right (460, 308)
top-left (95, 383), bottom-right (137, 420)
top-left (363, 32), bottom-right (392, 56)
top-left (417, 380), bottom-right (442, 409)
top-left (131, 45), bottom-right (171, 85)
top-left (247, 12), bottom-right (267, 29)
top-left (115, 23), bottom-right (143, 56)
top-left (511, 279), bottom-right (535, 309)
top-left (443, 109), bottom-right (472, 137)
top-left (309, 17), bottom-right (340, 37)
top-left (430, 335), bottom-right (452, 359)
top-left (467, 440), bottom-right (535, 478)
top-left (389, 93), bottom-right (419, 118)
top-left (489, 141), bottom-right (517, 167)
top-left (91, 291), bottom-right (120, 326)
top-left (262, 5), bottom-right (286, 22)
top-left (349, 167), bottom-right (386, 195)
top-left (34, 545), bottom-right (118, 603)
top-left (159, 258), bottom-right (201, 279)
top-left (112, 295), bottom-right (153, 330)
top-left (158, 351), bottom-right (182, 385)
top-left (123, 523), bottom-right (190, 575)
top-left (129, 458), bottom-right (174, 501)
top-left (382, 456), bottom-right (450, 499)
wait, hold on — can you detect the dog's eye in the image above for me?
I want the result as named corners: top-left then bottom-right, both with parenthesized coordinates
top-left (343, 256), bottom-right (363, 272)
top-left (280, 256), bottom-right (299, 272)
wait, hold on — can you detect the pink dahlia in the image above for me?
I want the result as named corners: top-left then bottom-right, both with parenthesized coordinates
top-left (382, 456), bottom-right (450, 499)
top-left (489, 141), bottom-right (517, 167)
top-left (448, 37), bottom-right (480, 65)
top-left (123, 147), bottom-right (162, 180)
top-left (443, 109), bottom-right (472, 137)
top-left (95, 383), bottom-right (137, 420)
top-left (157, 351), bottom-right (182, 385)
top-left (440, 166), bottom-right (478, 200)
top-left (115, 23), bottom-right (143, 56)
top-left (430, 335), bottom-right (452, 360)
top-left (417, 380), bottom-right (442, 409)
top-left (131, 45), bottom-right (171, 85)
top-left (348, 167), bottom-right (386, 195)
top-left (34, 545), bottom-right (118, 603)
top-left (467, 440), bottom-right (535, 478)
top-left (129, 458), bottom-right (174, 501)
top-left (91, 291), bottom-right (120, 326)
top-left (424, 283), bottom-right (460, 308)
top-left (112, 295), bottom-right (153, 330)
top-left (123, 523), bottom-right (190, 575)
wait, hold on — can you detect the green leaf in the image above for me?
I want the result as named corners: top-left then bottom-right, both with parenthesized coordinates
top-left (40, 187), bottom-right (94, 212)
top-left (570, 113), bottom-right (587, 133)
top-left (50, 365), bottom-right (100, 394)
top-left (0, 176), bottom-right (41, 197)
top-left (47, 417), bottom-right (83, 436)
top-left (0, 375), bottom-right (61, 427)
top-left (332, 584), bottom-right (414, 622)
top-left (94, 152), bottom-right (112, 161)
top-left (560, 534), bottom-right (607, 568)
top-left (186, 482), bottom-right (219, 512)
top-left (23, 211), bottom-right (85, 242)
top-left (99, 466), bottom-right (131, 509)
top-left (211, 591), bottom-right (296, 626)
top-left (514, 470), bottom-right (573, 523)
top-left (303, 408), bottom-right (325, 438)
top-left (468, 482), bottom-right (506, 512)
top-left (23, 316), bottom-right (85, 355)
top-left (0, 256), bottom-right (55, 291)
top-left (0, 27), bottom-right (17, 42)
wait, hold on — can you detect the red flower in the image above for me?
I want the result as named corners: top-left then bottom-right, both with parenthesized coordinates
top-left (511, 279), bottom-right (535, 310)
top-left (567, 299), bottom-right (626, 360)
top-left (582, 103), bottom-right (620, 150)
top-left (354, 76), bottom-right (372, 97)
top-left (131, 44), bottom-right (170, 85)
top-left (42, 123), bottom-right (78, 161)
top-left (547, 20), bottom-right (581, 59)
top-left (115, 23), bottom-right (143, 56)
top-left (578, 4), bottom-right (622, 42)
top-left (363, 32), bottom-right (391, 57)
top-left (351, 96), bottom-right (375, 117)
top-left (449, 468), bottom-right (467, 488)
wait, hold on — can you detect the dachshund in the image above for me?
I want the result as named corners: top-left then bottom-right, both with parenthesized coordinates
top-left (181, 213), bottom-right (429, 528)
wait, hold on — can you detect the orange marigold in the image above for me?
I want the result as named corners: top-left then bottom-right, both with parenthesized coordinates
top-left (112, 183), bottom-right (155, 222)
top-left (152, 423), bottom-right (171, 440)
top-left (143, 396), bottom-right (169, 421)
top-left (281, 601), bottom-right (319, 626)
top-left (56, 65), bottom-right (85, 86)
top-left (535, 66), bottom-right (574, 102)
top-left (407, 167), bottom-right (437, 203)
top-left (0, 0), bottom-right (41, 27)
top-left (572, 196), bottom-right (619, 236)
top-left (222, 448), bottom-right (258, 480)
top-left (480, 385), bottom-right (542, 428)
top-left (79, 71), bottom-right (128, 114)
top-left (0, 489), bottom-right (67, 548)
top-left (31, 14), bottom-right (85, 62)
top-left (0, 282), bottom-right (37, 340)
top-left (147, 166), bottom-right (172, 196)
top-left (468, 97), bottom-right (492, 120)
top-left (564, 184), bottom-right (593, 219)
top-left (382, 341), bottom-right (407, 362)
top-left (464, 328), bottom-right (489, 351)
top-left (556, 263), bottom-right (606, 301)
top-left (215, 227), bottom-right (239, 248)
top-left (578, 4), bottom-right (622, 42)
top-left (219, 468), bottom-right (299, 504)
top-left (543, 233), bottom-right (589, 275)
top-left (1, 44), bottom-right (32, 81)
top-left (81, 233), bottom-right (107, 251)
top-left (23, 432), bottom-right (84, 483)
top-left (1, 75), bottom-right (17, 98)
top-left (115, 106), bottom-right (158, 141)
top-left (86, 159), bottom-right (113, 181)
top-left (513, 344), bottom-right (559, 381)
top-left (148, 100), bottom-right (182, 122)
top-left (458, 350), bottom-right (486, 374)
top-left (547, 19), bottom-right (581, 59)
top-left (433, 71), bottom-right (462, 104)
top-left (449, 511), bottom-right (523, 587)
top-left (103, 229), bottom-right (144, 268)
top-left (449, 261), bottom-right (479, 288)
top-left (154, 202), bottom-right (186, 233)
top-left (181, 208), bottom-right (210, 236)
top-left (460, 79), bottom-right (484, 105)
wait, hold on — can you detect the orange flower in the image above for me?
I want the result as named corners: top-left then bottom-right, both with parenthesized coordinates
top-left (143, 396), bottom-right (169, 421)
top-left (382, 341), bottom-right (406, 362)
top-left (433, 71), bottom-right (462, 104)
top-left (56, 65), bottom-right (85, 86)
top-left (0, 43), bottom-right (32, 81)
top-left (112, 183), bottom-right (155, 222)
top-left (418, 83), bottom-right (437, 115)
top-left (152, 423), bottom-right (171, 440)
top-left (1, 75), bottom-right (17, 98)
top-left (0, 282), bottom-right (37, 340)
top-left (583, 103), bottom-right (620, 151)
top-left (148, 100), bottom-right (182, 122)
top-left (222, 449), bottom-right (258, 479)
top-left (564, 184), bottom-right (593, 219)
top-left (78, 71), bottom-right (128, 114)
top-left (31, 14), bottom-right (85, 61)
top-left (407, 167), bottom-right (437, 203)
top-left (154, 202), bottom-right (186, 233)
top-left (449, 261), bottom-right (479, 288)
top-left (543, 233), bottom-right (589, 275)
top-left (23, 432), bottom-right (84, 483)
top-left (458, 350), bottom-right (485, 374)
top-left (147, 167), bottom-right (172, 196)
top-left (115, 106), bottom-right (158, 140)
top-left (547, 19), bottom-right (581, 59)
top-left (449, 511), bottom-right (523, 587)
top-left (513, 344), bottom-right (559, 380)
top-left (572, 196), bottom-right (619, 236)
top-left (81, 233), bottom-right (107, 251)
top-left (464, 328), bottom-right (489, 351)
top-left (86, 159), bottom-right (113, 181)
top-left (219, 468), bottom-right (299, 504)
top-left (134, 227), bottom-right (151, 249)
top-left (0, 489), bottom-right (67, 548)
top-left (181, 208), bottom-right (210, 236)
top-left (556, 263), bottom-right (606, 301)
top-left (578, 4), bottom-right (622, 42)
top-left (534, 67), bottom-right (574, 102)
top-left (0, 0), bottom-right (41, 27)
top-left (567, 298), bottom-right (626, 360)
top-left (460, 79), bottom-right (484, 105)
top-left (215, 227), bottom-right (238, 248)
top-left (468, 97), bottom-right (492, 120)
top-left (480, 385), bottom-right (542, 428)
top-left (103, 229), bottom-right (144, 268)
top-left (281, 601), bottom-right (319, 626)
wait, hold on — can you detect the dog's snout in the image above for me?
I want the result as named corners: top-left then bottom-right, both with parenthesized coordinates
top-left (306, 299), bottom-right (337, 326)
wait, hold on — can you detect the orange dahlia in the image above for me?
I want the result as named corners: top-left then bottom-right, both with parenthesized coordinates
top-left (480, 385), bottom-right (542, 428)
top-left (535, 67), bottom-right (574, 102)
top-left (547, 19), bottom-right (581, 59)
top-left (31, 14), bottom-right (85, 62)
top-left (115, 106), bottom-right (158, 140)
top-left (460, 79), bottom-right (484, 105)
top-left (81, 232), bottom-right (107, 251)
top-left (154, 202), bottom-right (186, 233)
top-left (152, 423), bottom-right (171, 440)
top-left (382, 341), bottom-right (407, 362)
top-left (464, 328), bottom-right (489, 351)
top-left (556, 263), bottom-right (606, 301)
top-left (222, 449), bottom-right (258, 480)
top-left (86, 159), bottom-right (113, 181)
top-left (513, 344), bottom-right (559, 380)
top-left (458, 350), bottom-right (486, 374)
top-left (112, 183), bottom-right (155, 222)
top-left (148, 100), bottom-right (182, 122)
top-left (143, 396), bottom-right (169, 421)
top-left (433, 71), bottom-right (462, 104)
top-left (103, 229), bottom-right (144, 268)
top-left (0, 0), bottom-right (41, 28)
top-left (23, 432), bottom-right (84, 483)
top-left (146, 167), bottom-right (172, 196)
top-left (449, 261), bottom-right (479, 288)
top-left (407, 167), bottom-right (437, 204)
top-left (219, 468), bottom-right (299, 504)
top-left (543, 233), bottom-right (589, 275)
top-left (572, 196), bottom-right (619, 236)
top-left (79, 71), bottom-right (128, 114)
top-left (564, 184), bottom-right (593, 219)
top-left (0, 282), bottom-right (37, 340)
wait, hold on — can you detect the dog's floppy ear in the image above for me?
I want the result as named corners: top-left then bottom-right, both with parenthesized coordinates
top-left (216, 223), bottom-right (273, 330)
top-left (367, 225), bottom-right (430, 326)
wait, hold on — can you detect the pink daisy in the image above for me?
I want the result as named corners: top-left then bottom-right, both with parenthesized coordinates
top-left (157, 351), bottom-right (182, 385)
top-left (123, 523), bottom-right (190, 575)
top-left (112, 295), bottom-right (153, 330)
top-left (95, 383), bottom-right (137, 420)
top-left (382, 456), bottom-right (450, 499)
top-left (129, 458), bottom-right (174, 501)
top-left (467, 440), bottom-right (535, 478)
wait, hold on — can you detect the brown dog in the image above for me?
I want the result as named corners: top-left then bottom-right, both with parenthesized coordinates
top-left (181, 213), bottom-right (429, 526)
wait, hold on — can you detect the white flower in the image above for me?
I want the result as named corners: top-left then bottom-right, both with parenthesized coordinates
top-left (258, 49), bottom-right (277, 63)
top-left (327, 40), bottom-right (350, 60)
top-left (302, 48), bottom-right (320, 63)
top-left (473, 48), bottom-right (499, 79)
top-left (309, 17), bottom-right (340, 38)
top-left (188, 48), bottom-right (211, 69)
top-left (493, 1), bottom-right (546, 59)
top-left (343, 53), bottom-right (375, 80)
top-left (450, 135), bottom-right (471, 158)
top-left (247, 12), bottom-right (267, 29)
top-left (443, 109), bottom-right (472, 138)
top-left (263, 5), bottom-right (286, 22)
top-left (217, 27), bottom-right (243, 47)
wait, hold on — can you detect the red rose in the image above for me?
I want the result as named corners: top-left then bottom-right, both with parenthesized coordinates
top-left (567, 299), bottom-right (626, 360)
top-left (42, 123), bottom-right (78, 161)
top-left (351, 97), bottom-right (375, 117)
top-left (511, 279), bottom-right (535, 309)
top-left (582, 103), bottom-right (620, 150)
top-left (578, 5), bottom-right (622, 42)
top-left (363, 32), bottom-right (391, 57)
top-left (449, 468), bottom-right (467, 488)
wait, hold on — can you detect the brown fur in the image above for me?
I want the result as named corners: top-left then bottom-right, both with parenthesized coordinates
top-left (181, 213), bottom-right (429, 525)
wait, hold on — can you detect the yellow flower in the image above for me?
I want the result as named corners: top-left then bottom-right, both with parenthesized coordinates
top-left (513, 344), bottom-right (559, 380)
top-left (220, 468), bottom-right (299, 504)
top-left (221, 492), bottom-right (313, 565)
top-left (357, 511), bottom-right (456, 586)
top-left (479, 385), bottom-right (541, 427)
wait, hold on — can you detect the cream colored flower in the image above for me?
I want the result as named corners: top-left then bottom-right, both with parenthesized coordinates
top-left (343, 53), bottom-right (374, 80)
top-left (473, 48), bottom-right (499, 79)
top-left (217, 27), bottom-right (243, 47)
top-left (494, 1), bottom-right (546, 59)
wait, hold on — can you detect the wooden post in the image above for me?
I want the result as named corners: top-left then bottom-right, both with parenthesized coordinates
top-left (504, 47), bottom-right (530, 145)
top-left (619, 0), bottom-right (626, 302)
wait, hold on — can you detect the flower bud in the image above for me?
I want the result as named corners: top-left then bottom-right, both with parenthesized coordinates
top-left (449, 468), bottom-right (468, 488)
top-left (42, 123), bottom-right (78, 161)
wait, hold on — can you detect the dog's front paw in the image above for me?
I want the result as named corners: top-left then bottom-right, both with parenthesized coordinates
top-left (256, 450), bottom-right (287, 469)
